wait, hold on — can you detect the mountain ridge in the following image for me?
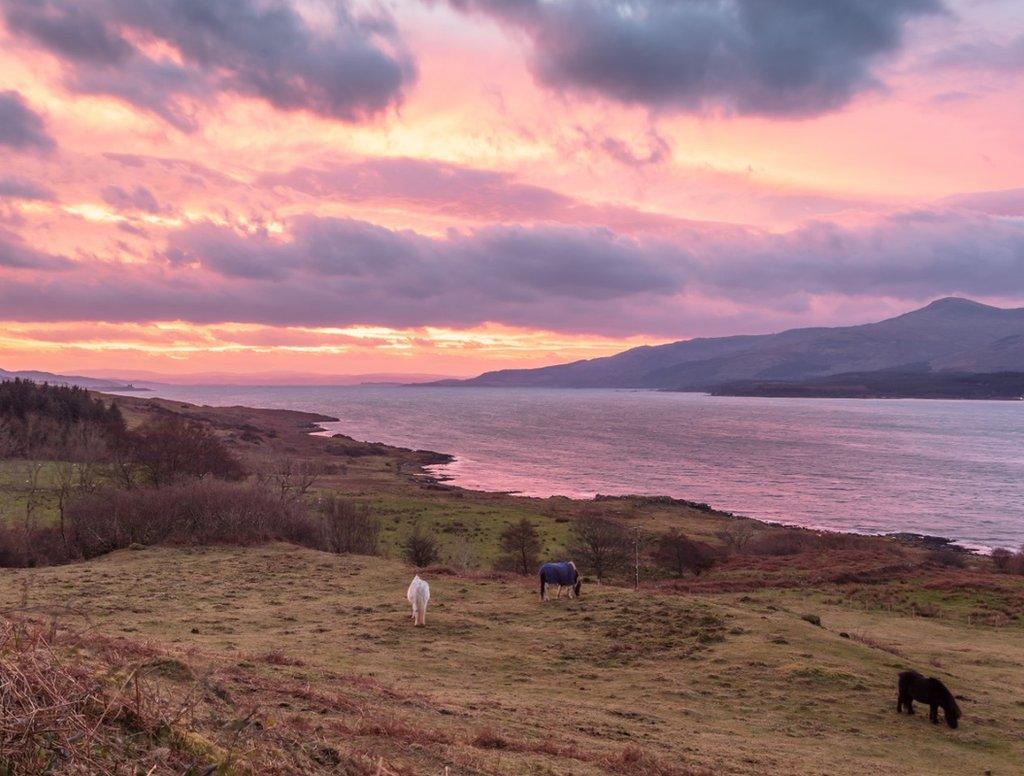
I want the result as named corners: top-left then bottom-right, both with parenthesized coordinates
top-left (433, 297), bottom-right (1024, 390)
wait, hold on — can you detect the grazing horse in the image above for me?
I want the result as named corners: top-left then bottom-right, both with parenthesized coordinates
top-left (539, 561), bottom-right (581, 601)
top-left (406, 575), bottom-right (430, 626)
top-left (897, 670), bottom-right (961, 728)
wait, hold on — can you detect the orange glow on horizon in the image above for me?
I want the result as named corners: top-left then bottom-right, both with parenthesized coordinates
top-left (0, 321), bottom-right (667, 379)
top-left (0, 1), bottom-right (1021, 380)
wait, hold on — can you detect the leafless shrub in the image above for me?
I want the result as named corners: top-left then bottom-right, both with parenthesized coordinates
top-left (568, 512), bottom-right (631, 581)
top-left (927, 547), bottom-right (966, 568)
top-left (991, 546), bottom-right (1024, 575)
top-left (448, 536), bottom-right (480, 571)
top-left (257, 457), bottom-right (325, 502)
top-left (652, 529), bottom-right (717, 577)
top-left (495, 518), bottom-right (541, 575)
top-left (402, 526), bottom-right (439, 568)
top-left (131, 414), bottom-right (244, 486)
top-left (714, 522), bottom-right (755, 553)
top-left (319, 495), bottom-right (381, 555)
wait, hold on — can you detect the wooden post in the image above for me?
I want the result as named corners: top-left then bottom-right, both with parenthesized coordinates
top-left (633, 526), bottom-right (640, 591)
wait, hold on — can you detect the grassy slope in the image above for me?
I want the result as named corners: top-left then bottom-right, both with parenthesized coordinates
top-left (2, 544), bottom-right (1022, 774)
top-left (1, 392), bottom-right (1023, 773)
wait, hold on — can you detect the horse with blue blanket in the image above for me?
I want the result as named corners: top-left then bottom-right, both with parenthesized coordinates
top-left (539, 561), bottom-right (581, 601)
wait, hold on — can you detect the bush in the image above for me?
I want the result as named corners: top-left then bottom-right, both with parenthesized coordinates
top-left (319, 495), bottom-right (380, 555)
top-left (568, 512), bottom-right (630, 581)
top-left (927, 547), bottom-right (966, 568)
top-left (992, 547), bottom-right (1024, 575)
top-left (747, 531), bottom-right (811, 556)
top-left (402, 527), bottom-right (439, 568)
top-left (0, 524), bottom-right (69, 567)
top-left (130, 414), bottom-right (244, 486)
top-left (63, 480), bottom-right (321, 561)
top-left (652, 529), bottom-right (717, 577)
top-left (495, 518), bottom-right (541, 575)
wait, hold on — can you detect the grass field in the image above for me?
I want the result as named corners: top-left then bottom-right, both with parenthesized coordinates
top-left (2, 543), bottom-right (1022, 774)
top-left (2, 393), bottom-right (1023, 773)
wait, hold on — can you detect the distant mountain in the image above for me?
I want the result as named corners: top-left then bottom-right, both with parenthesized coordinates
top-left (436, 298), bottom-right (1024, 390)
top-left (0, 368), bottom-right (141, 392)
top-left (85, 370), bottom-right (460, 386)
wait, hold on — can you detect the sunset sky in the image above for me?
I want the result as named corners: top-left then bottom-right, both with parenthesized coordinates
top-left (1, 0), bottom-right (1023, 381)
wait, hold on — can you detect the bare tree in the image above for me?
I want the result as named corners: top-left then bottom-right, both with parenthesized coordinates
top-left (496, 518), bottom-right (541, 575)
top-left (132, 415), bottom-right (244, 486)
top-left (568, 512), bottom-right (630, 582)
top-left (21, 459), bottom-right (47, 533)
top-left (653, 529), bottom-right (717, 577)
top-left (714, 522), bottom-right (756, 554)
top-left (261, 458), bottom-right (324, 502)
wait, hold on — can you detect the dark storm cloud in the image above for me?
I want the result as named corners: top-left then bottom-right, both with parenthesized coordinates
top-left (0, 0), bottom-right (417, 128)
top-left (164, 216), bottom-right (688, 301)
top-left (447, 0), bottom-right (941, 116)
top-left (0, 91), bottom-right (55, 151)
top-left (3, 207), bottom-right (1023, 336)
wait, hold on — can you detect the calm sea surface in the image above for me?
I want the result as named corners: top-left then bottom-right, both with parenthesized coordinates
top-left (118, 385), bottom-right (1024, 551)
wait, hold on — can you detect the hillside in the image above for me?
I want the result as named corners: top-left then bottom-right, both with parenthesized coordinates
top-left (437, 298), bottom-right (1024, 390)
top-left (4, 543), bottom-right (1024, 775)
top-left (0, 367), bottom-right (140, 391)
top-left (2, 390), bottom-right (1023, 773)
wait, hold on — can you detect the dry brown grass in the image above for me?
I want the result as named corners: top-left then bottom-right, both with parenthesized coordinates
top-left (1, 543), bottom-right (1022, 774)
top-left (0, 617), bottom-right (210, 774)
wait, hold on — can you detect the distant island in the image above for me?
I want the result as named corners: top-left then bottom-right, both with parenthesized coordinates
top-left (431, 297), bottom-right (1024, 399)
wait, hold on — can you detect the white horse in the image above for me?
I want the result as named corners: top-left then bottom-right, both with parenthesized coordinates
top-left (406, 575), bottom-right (430, 626)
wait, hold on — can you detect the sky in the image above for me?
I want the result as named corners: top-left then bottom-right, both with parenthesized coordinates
top-left (1, 0), bottom-right (1023, 381)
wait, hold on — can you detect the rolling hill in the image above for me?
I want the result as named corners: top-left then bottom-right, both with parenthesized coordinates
top-left (0, 367), bottom-right (140, 391)
top-left (437, 298), bottom-right (1024, 391)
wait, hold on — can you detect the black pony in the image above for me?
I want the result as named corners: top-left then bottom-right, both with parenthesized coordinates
top-left (897, 670), bottom-right (961, 728)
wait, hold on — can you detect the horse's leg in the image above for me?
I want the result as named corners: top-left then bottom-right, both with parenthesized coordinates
top-left (930, 704), bottom-right (939, 723)
top-left (906, 699), bottom-right (914, 714)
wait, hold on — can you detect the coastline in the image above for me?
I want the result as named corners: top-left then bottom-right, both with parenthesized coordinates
top-left (103, 389), bottom-right (999, 554)
top-left (304, 419), bottom-right (977, 556)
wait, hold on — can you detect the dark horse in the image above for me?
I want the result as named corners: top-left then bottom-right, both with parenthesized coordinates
top-left (539, 561), bottom-right (581, 601)
top-left (897, 670), bottom-right (960, 728)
